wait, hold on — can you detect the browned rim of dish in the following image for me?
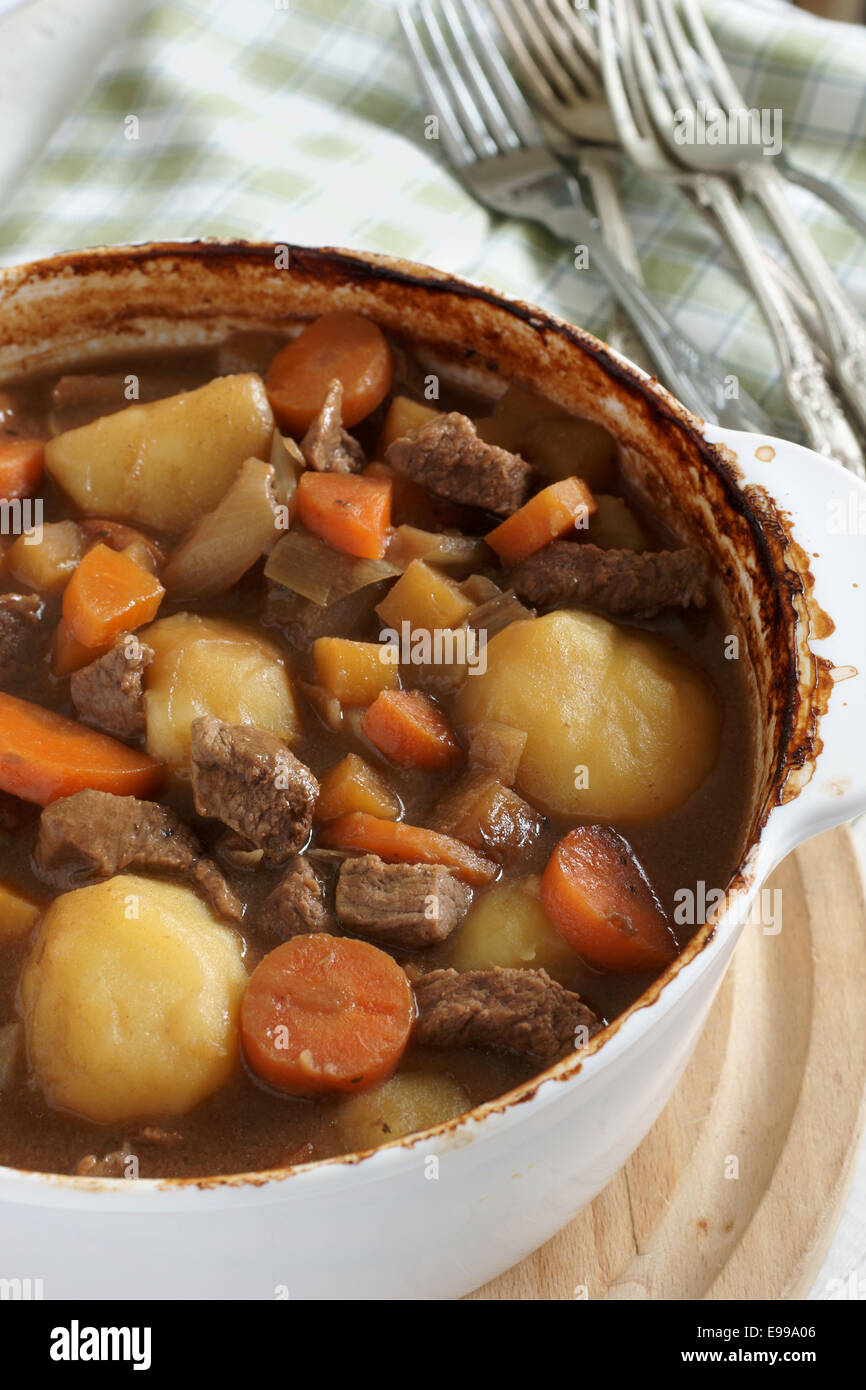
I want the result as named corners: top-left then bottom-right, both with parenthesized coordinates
top-left (0, 240), bottom-right (833, 1191)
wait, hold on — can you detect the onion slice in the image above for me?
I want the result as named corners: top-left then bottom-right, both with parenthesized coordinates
top-left (162, 457), bottom-right (279, 599)
top-left (386, 524), bottom-right (492, 571)
top-left (264, 527), bottom-right (400, 606)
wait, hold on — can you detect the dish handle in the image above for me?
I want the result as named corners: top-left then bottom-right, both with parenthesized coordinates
top-left (706, 426), bottom-right (866, 850)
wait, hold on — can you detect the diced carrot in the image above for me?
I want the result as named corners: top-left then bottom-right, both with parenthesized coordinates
top-left (240, 934), bottom-right (414, 1097)
top-left (540, 826), bottom-right (676, 973)
top-left (0, 692), bottom-right (162, 805)
top-left (61, 542), bottom-right (164, 649)
top-left (486, 477), bottom-right (597, 566)
top-left (361, 689), bottom-right (462, 772)
top-left (266, 311), bottom-right (394, 434)
top-left (0, 437), bottom-right (43, 501)
top-left (315, 753), bottom-right (401, 822)
top-left (319, 812), bottom-right (497, 885)
top-left (313, 637), bottom-right (398, 707)
top-left (52, 618), bottom-right (111, 676)
top-left (296, 473), bottom-right (391, 560)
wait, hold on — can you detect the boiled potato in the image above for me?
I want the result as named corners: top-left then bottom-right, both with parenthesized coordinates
top-left (456, 610), bottom-right (720, 821)
top-left (0, 881), bottom-right (42, 943)
top-left (142, 612), bottom-right (299, 767)
top-left (20, 875), bottom-right (247, 1124)
top-left (447, 877), bottom-right (580, 984)
top-left (337, 1073), bottom-right (469, 1152)
top-left (476, 383), bottom-right (616, 491)
top-left (44, 374), bottom-right (274, 535)
top-left (587, 495), bottom-right (649, 552)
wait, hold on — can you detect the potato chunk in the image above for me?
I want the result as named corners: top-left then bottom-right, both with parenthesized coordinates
top-left (20, 874), bottom-right (247, 1124)
top-left (142, 612), bottom-right (299, 768)
top-left (476, 383), bottom-right (616, 491)
top-left (446, 877), bottom-right (580, 984)
top-left (456, 609), bottom-right (719, 821)
top-left (44, 374), bottom-right (274, 534)
top-left (336, 1072), bottom-right (469, 1151)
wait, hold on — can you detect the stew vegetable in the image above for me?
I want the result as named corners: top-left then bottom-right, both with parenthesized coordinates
top-left (0, 315), bottom-right (751, 1177)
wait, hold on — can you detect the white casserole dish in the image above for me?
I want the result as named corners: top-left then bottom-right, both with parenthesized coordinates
top-left (0, 242), bottom-right (863, 1301)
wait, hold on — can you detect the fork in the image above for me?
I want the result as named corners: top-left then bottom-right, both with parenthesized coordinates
top-left (639, 0), bottom-right (866, 439)
top-left (398, 0), bottom-right (773, 433)
top-left (673, 0), bottom-right (866, 241)
top-left (596, 0), bottom-right (865, 477)
top-left (489, 0), bottom-right (836, 357)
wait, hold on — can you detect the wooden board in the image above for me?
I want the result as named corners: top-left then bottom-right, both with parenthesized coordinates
top-left (469, 826), bottom-right (866, 1301)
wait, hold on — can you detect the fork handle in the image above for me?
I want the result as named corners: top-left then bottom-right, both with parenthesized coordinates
top-left (742, 164), bottom-right (866, 437)
top-left (692, 173), bottom-right (865, 477)
top-left (781, 156), bottom-right (866, 243)
top-left (542, 193), bottom-right (772, 432)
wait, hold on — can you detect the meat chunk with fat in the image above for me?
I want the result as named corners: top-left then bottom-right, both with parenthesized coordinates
top-left (35, 788), bottom-right (243, 922)
top-left (0, 593), bottom-right (42, 683)
top-left (509, 541), bottom-right (710, 619)
top-left (413, 967), bottom-right (600, 1064)
top-left (300, 378), bottom-right (365, 473)
top-left (385, 412), bottom-right (534, 517)
top-left (70, 635), bottom-right (154, 739)
top-left (432, 771), bottom-right (543, 865)
top-left (259, 856), bottom-right (331, 938)
top-left (190, 716), bottom-right (319, 863)
top-left (336, 853), bottom-right (471, 948)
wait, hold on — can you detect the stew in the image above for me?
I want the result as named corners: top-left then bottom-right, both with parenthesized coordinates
top-left (0, 317), bottom-right (751, 1178)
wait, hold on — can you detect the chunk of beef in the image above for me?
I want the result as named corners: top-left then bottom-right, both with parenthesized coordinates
top-left (509, 541), bottom-right (710, 619)
top-left (467, 721), bottom-right (527, 787)
top-left (35, 788), bottom-right (242, 923)
top-left (69, 635), bottom-right (154, 739)
top-left (189, 716), bottom-right (318, 864)
top-left (432, 772), bottom-right (544, 865)
top-left (0, 593), bottom-right (42, 681)
top-left (413, 967), bottom-right (600, 1064)
top-left (300, 378), bottom-right (365, 473)
top-left (260, 856), bottom-right (331, 938)
top-left (385, 412), bottom-right (534, 517)
top-left (336, 854), bottom-right (471, 948)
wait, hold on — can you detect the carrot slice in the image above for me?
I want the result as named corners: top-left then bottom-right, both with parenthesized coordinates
top-left (266, 311), bottom-right (394, 434)
top-left (240, 934), bottom-right (414, 1097)
top-left (51, 618), bottom-right (111, 676)
top-left (540, 825), bottom-right (676, 972)
top-left (297, 473), bottom-right (391, 560)
top-left (361, 688), bottom-right (462, 772)
top-left (0, 437), bottom-right (44, 501)
top-left (486, 477), bottom-right (597, 566)
top-left (0, 692), bottom-right (162, 805)
top-left (61, 542), bottom-right (164, 648)
top-left (320, 812), bottom-right (497, 885)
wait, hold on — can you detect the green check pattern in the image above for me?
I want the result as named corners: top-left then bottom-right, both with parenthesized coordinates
top-left (0, 0), bottom-right (864, 439)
